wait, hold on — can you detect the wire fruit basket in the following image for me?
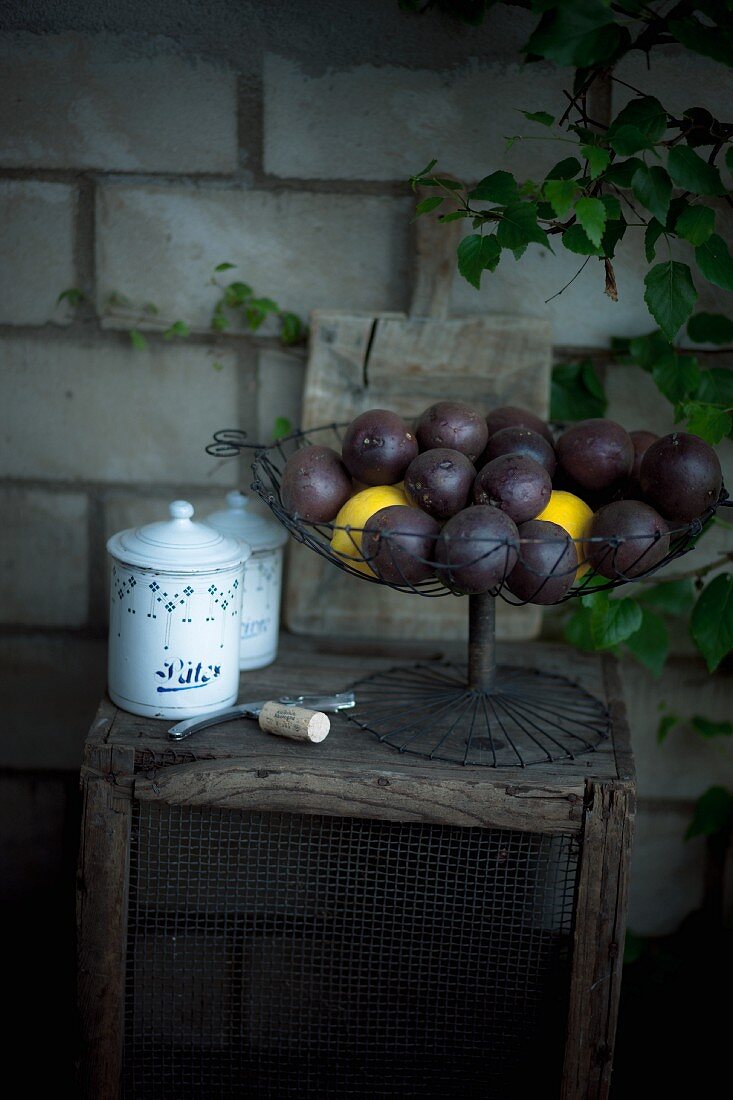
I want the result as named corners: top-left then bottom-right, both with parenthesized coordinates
top-left (209, 423), bottom-right (727, 768)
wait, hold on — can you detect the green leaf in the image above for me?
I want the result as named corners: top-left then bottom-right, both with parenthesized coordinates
top-left (457, 234), bottom-right (501, 289)
top-left (610, 96), bottom-right (667, 142)
top-left (644, 218), bottom-right (664, 262)
top-left (727, 147), bottom-right (733, 174)
top-left (562, 224), bottom-right (603, 256)
top-left (56, 287), bottom-right (85, 306)
top-left (224, 281), bottom-right (253, 307)
top-left (551, 360), bottom-right (607, 421)
top-left (248, 297), bottom-right (279, 314)
top-left (469, 170), bottom-right (520, 204)
top-left (652, 353), bottom-right (701, 404)
top-left (545, 157), bottom-right (581, 181)
top-left (439, 210), bottom-right (471, 223)
top-left (163, 320), bottom-right (190, 340)
top-left (627, 330), bottom-right (673, 372)
top-left (657, 713), bottom-right (679, 744)
top-left (678, 401), bottom-right (732, 444)
top-left (602, 217), bottom-right (627, 259)
top-left (675, 204), bottom-right (715, 246)
top-left (564, 606), bottom-right (597, 652)
top-left (521, 110), bottom-right (554, 126)
top-left (691, 573), bottom-right (733, 672)
top-left (591, 597), bottom-right (643, 649)
top-left (691, 716), bottom-right (733, 738)
top-left (695, 367), bottom-right (733, 407)
top-left (280, 311), bottom-right (304, 346)
top-left (603, 157), bottom-right (644, 188)
top-left (211, 311), bottom-right (229, 332)
top-left (526, 2), bottom-right (621, 67)
top-left (600, 195), bottom-right (621, 221)
top-left (685, 787), bottom-right (733, 840)
top-left (631, 164), bottom-right (672, 224)
top-left (412, 158), bottom-right (438, 182)
top-left (624, 608), bottom-right (668, 677)
top-left (496, 202), bottom-right (549, 250)
top-left (129, 328), bottom-right (147, 351)
top-left (574, 196), bottom-right (606, 248)
top-left (609, 125), bottom-right (654, 156)
top-left (273, 416), bottom-right (293, 440)
top-left (667, 146), bottom-right (726, 196)
top-left (687, 312), bottom-right (733, 345)
top-left (431, 177), bottom-right (463, 191)
top-left (211, 360), bottom-right (224, 372)
top-left (582, 145), bottom-right (610, 180)
top-left (544, 179), bottom-right (577, 218)
top-left (639, 579), bottom-right (695, 617)
top-left (644, 262), bottom-right (698, 341)
top-left (414, 196), bottom-right (444, 216)
top-left (214, 262), bottom-right (236, 272)
top-left (696, 234), bottom-right (733, 291)
top-left (669, 17), bottom-right (733, 68)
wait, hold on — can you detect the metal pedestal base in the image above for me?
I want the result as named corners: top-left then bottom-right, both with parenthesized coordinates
top-left (347, 661), bottom-right (610, 767)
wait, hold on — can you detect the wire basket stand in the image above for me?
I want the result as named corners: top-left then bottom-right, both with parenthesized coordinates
top-left (208, 423), bottom-right (728, 768)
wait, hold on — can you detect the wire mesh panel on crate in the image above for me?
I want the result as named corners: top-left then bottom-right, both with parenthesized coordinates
top-left (124, 802), bottom-right (579, 1100)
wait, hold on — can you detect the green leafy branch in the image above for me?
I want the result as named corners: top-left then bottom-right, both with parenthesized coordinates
top-left (208, 262), bottom-right (307, 346)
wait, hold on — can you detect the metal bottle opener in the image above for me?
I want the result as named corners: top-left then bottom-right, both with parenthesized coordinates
top-left (168, 691), bottom-right (356, 741)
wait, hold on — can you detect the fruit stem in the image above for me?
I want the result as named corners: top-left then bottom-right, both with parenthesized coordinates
top-left (468, 592), bottom-right (496, 693)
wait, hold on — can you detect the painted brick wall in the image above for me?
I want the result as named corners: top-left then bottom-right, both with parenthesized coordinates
top-left (0, 2), bottom-right (732, 934)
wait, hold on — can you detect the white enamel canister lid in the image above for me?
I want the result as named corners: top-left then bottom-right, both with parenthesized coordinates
top-left (107, 499), bottom-right (251, 573)
top-left (204, 491), bottom-right (288, 553)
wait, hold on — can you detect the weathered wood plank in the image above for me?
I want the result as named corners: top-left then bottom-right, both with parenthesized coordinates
top-left (134, 758), bottom-right (584, 833)
top-left (77, 743), bottom-right (134, 1100)
top-left (561, 780), bottom-right (635, 1099)
top-left (601, 653), bottom-right (635, 784)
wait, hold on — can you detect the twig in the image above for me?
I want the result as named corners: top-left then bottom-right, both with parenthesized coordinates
top-left (545, 257), bottom-right (592, 303)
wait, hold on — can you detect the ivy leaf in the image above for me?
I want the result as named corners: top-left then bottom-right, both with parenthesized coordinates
top-left (225, 282), bottom-right (253, 307)
top-left (414, 196), bottom-right (444, 217)
top-left (280, 312), bottom-right (304, 346)
top-left (591, 597), bottom-right (643, 649)
top-left (129, 328), bottom-right (147, 351)
top-left (521, 110), bottom-right (554, 126)
top-left (675, 204), bottom-right (715, 246)
top-left (469, 170), bottom-right (520, 204)
top-left (657, 713), bottom-right (679, 744)
top-left (609, 125), bottom-right (655, 156)
top-left (691, 716), bottom-right (733, 738)
top-left (678, 401), bottom-right (732, 444)
top-left (562, 223), bottom-right (603, 256)
top-left (639, 579), bottom-right (695, 617)
top-left (644, 218), bottom-right (664, 262)
top-left (574, 196), bottom-right (607, 248)
top-left (273, 416), bottom-right (293, 440)
top-left (603, 157), bottom-right (644, 188)
top-left (685, 787), bottom-right (733, 841)
top-left (57, 287), bottom-right (85, 306)
top-left (687, 312), bottom-right (733, 345)
top-left (545, 157), bottom-right (582, 181)
top-left (667, 146), bottom-right (726, 196)
top-left (163, 320), bottom-right (190, 341)
top-left (696, 234), bottom-right (733, 291)
top-left (690, 573), bottom-right (733, 672)
top-left (544, 179), bottom-right (577, 218)
top-left (211, 310), bottom-right (229, 332)
top-left (652, 354), bottom-right (701, 404)
top-left (496, 203), bottom-right (550, 250)
top-left (457, 234), bottom-right (501, 289)
top-left (526, 2), bottom-right (622, 67)
top-left (695, 367), bottom-right (733, 407)
top-left (551, 360), bottom-right (607, 421)
top-left (669, 17), bottom-right (733, 68)
top-left (624, 608), bottom-right (668, 677)
top-left (643, 261), bottom-right (698, 341)
top-left (631, 164), bottom-right (672, 224)
top-left (214, 262), bottom-right (236, 272)
top-left (610, 95), bottom-right (668, 142)
top-left (582, 144), bottom-right (610, 180)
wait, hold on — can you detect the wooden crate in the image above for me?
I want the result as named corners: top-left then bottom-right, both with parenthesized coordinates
top-left (77, 634), bottom-right (634, 1099)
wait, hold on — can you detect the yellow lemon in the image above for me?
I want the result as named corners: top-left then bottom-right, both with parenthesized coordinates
top-left (535, 490), bottom-right (593, 576)
top-left (331, 485), bottom-right (409, 574)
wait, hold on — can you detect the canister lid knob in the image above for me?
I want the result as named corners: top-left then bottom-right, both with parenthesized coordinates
top-left (170, 500), bottom-right (195, 520)
top-left (225, 491), bottom-right (248, 511)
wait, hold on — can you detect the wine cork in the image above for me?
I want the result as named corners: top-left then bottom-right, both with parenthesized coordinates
top-left (258, 702), bottom-right (330, 743)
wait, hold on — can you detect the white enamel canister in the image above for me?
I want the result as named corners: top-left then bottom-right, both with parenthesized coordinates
top-left (107, 500), bottom-right (251, 719)
top-left (204, 491), bottom-right (288, 671)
